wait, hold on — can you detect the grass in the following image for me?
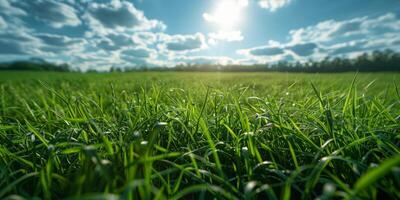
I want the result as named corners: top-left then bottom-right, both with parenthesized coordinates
top-left (0, 71), bottom-right (399, 199)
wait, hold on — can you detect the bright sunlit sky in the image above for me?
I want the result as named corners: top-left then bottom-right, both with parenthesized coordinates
top-left (0, 0), bottom-right (400, 70)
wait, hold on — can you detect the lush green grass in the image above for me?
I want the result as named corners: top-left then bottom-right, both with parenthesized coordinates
top-left (0, 71), bottom-right (399, 199)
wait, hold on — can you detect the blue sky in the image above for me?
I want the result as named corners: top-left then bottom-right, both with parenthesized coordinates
top-left (0, 0), bottom-right (399, 70)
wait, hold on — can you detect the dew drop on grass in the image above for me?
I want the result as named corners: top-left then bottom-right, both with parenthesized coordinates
top-left (84, 145), bottom-right (96, 152)
top-left (254, 161), bottom-right (273, 169)
top-left (103, 131), bottom-right (112, 135)
top-left (322, 183), bottom-right (336, 194)
top-left (352, 163), bottom-right (361, 175)
top-left (187, 152), bottom-right (195, 158)
top-left (244, 132), bottom-right (254, 136)
top-left (64, 121), bottom-right (71, 126)
top-left (320, 156), bottom-right (329, 162)
top-left (156, 122), bottom-right (167, 127)
top-left (369, 163), bottom-right (378, 168)
top-left (27, 132), bottom-right (35, 142)
top-left (101, 159), bottom-right (111, 165)
top-left (91, 156), bottom-right (98, 164)
top-left (241, 146), bottom-right (249, 154)
top-left (48, 145), bottom-right (55, 151)
top-left (140, 140), bottom-right (148, 146)
top-left (133, 131), bottom-right (141, 138)
top-left (245, 181), bottom-right (257, 193)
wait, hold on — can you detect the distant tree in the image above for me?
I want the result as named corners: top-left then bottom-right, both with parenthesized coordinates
top-left (0, 59), bottom-right (71, 72)
top-left (2, 50), bottom-right (400, 73)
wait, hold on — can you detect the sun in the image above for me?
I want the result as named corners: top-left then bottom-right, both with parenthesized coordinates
top-left (203, 0), bottom-right (247, 30)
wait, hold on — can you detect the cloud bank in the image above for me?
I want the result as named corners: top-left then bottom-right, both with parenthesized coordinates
top-left (238, 13), bottom-right (400, 64)
top-left (0, 0), bottom-right (399, 70)
top-left (258, 0), bottom-right (292, 12)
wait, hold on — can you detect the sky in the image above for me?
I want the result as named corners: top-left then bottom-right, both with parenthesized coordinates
top-left (0, 0), bottom-right (400, 71)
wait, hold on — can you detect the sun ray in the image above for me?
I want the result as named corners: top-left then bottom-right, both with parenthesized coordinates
top-left (203, 0), bottom-right (247, 30)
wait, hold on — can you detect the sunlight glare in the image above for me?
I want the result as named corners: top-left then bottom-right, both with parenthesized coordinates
top-left (203, 0), bottom-right (247, 29)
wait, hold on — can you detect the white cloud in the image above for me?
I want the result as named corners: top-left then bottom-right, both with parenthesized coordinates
top-left (92, 32), bottom-right (142, 52)
top-left (0, 0), bottom-right (26, 16)
top-left (17, 0), bottom-right (81, 28)
top-left (2, 0), bottom-right (399, 69)
top-left (208, 30), bottom-right (244, 44)
top-left (118, 46), bottom-right (166, 68)
top-left (133, 32), bottom-right (158, 45)
top-left (238, 12), bottom-right (400, 63)
top-left (35, 33), bottom-right (87, 54)
top-left (237, 41), bottom-right (291, 64)
top-left (173, 56), bottom-right (235, 66)
top-left (95, 37), bottom-right (121, 51)
top-left (289, 13), bottom-right (400, 45)
top-left (84, 0), bottom-right (165, 35)
top-left (0, 18), bottom-right (87, 58)
top-left (237, 48), bottom-right (293, 64)
top-left (238, 0), bottom-right (249, 7)
top-left (158, 33), bottom-right (207, 53)
top-left (0, 0), bottom-right (169, 70)
top-left (287, 43), bottom-right (318, 56)
top-left (237, 41), bottom-right (321, 63)
top-left (121, 47), bottom-right (157, 59)
top-left (0, 31), bottom-right (41, 55)
top-left (0, 16), bottom-right (6, 29)
top-left (238, 46), bottom-right (284, 57)
top-left (258, 0), bottom-right (292, 12)
top-left (70, 51), bottom-right (123, 72)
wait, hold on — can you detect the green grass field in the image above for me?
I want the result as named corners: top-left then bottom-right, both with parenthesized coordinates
top-left (0, 72), bottom-right (399, 199)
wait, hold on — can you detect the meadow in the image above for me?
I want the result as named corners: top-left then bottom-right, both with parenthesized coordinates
top-left (0, 71), bottom-right (399, 199)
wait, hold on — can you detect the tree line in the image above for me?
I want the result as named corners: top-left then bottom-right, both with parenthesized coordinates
top-left (0, 58), bottom-right (71, 72)
top-left (1, 49), bottom-right (400, 73)
top-left (124, 49), bottom-right (400, 72)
